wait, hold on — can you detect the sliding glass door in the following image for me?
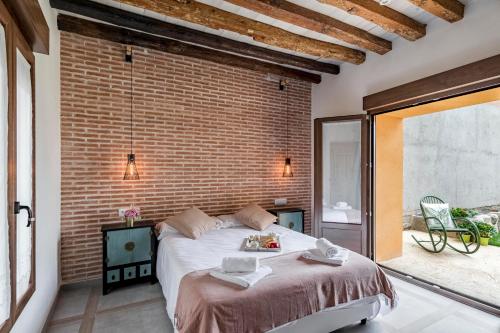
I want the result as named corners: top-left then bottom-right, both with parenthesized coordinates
top-left (314, 116), bottom-right (369, 256)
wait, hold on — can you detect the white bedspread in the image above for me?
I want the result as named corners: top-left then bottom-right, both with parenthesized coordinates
top-left (157, 224), bottom-right (392, 327)
top-left (157, 224), bottom-right (317, 320)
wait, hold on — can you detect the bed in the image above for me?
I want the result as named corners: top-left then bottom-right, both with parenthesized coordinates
top-left (157, 223), bottom-right (396, 333)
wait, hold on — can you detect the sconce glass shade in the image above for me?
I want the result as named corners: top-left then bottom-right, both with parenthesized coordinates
top-left (283, 157), bottom-right (293, 177)
top-left (123, 153), bottom-right (140, 180)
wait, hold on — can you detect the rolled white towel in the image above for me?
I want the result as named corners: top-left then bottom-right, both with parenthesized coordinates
top-left (210, 266), bottom-right (272, 288)
top-left (316, 238), bottom-right (343, 258)
top-left (302, 248), bottom-right (349, 266)
top-left (222, 257), bottom-right (259, 273)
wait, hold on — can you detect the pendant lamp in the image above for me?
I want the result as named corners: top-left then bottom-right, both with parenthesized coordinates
top-left (280, 80), bottom-right (293, 177)
top-left (123, 46), bottom-right (140, 180)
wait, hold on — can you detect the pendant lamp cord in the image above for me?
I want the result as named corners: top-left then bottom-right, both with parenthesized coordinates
top-left (285, 82), bottom-right (289, 158)
top-left (129, 49), bottom-right (133, 154)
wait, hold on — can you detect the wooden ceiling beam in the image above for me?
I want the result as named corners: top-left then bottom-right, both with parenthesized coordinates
top-left (56, 15), bottom-right (323, 84)
top-left (225, 0), bottom-right (391, 54)
top-left (112, 0), bottom-right (366, 64)
top-left (317, 0), bottom-right (426, 41)
top-left (49, 0), bottom-right (339, 74)
top-left (408, 0), bottom-right (464, 23)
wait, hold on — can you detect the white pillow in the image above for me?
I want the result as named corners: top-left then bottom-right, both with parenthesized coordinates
top-left (421, 203), bottom-right (454, 228)
top-left (216, 214), bottom-right (244, 229)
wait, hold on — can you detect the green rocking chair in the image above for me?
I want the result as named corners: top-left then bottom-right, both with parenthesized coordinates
top-left (413, 196), bottom-right (480, 254)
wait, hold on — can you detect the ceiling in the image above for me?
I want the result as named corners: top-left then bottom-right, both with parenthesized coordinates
top-left (53, 0), bottom-right (470, 81)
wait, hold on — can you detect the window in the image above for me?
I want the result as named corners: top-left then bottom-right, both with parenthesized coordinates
top-left (0, 23), bottom-right (9, 328)
top-left (0, 1), bottom-right (36, 331)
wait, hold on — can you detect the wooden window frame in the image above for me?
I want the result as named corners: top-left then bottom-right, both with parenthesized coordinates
top-left (0, 1), bottom-right (36, 332)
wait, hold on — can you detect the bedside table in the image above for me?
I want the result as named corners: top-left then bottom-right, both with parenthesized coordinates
top-left (101, 220), bottom-right (157, 295)
top-left (268, 208), bottom-right (305, 233)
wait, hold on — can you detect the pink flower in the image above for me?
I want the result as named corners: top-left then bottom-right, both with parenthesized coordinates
top-left (124, 207), bottom-right (140, 218)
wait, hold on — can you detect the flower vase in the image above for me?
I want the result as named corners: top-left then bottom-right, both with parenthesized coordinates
top-left (126, 217), bottom-right (135, 227)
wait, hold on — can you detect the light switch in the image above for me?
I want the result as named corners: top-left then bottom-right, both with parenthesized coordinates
top-left (274, 198), bottom-right (287, 206)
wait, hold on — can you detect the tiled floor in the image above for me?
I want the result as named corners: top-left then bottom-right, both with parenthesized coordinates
top-left (46, 277), bottom-right (500, 333)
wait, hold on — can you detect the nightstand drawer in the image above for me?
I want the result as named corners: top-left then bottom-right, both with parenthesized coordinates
top-left (107, 269), bottom-right (120, 284)
top-left (140, 264), bottom-right (151, 277)
top-left (106, 228), bottom-right (152, 266)
top-left (124, 267), bottom-right (136, 280)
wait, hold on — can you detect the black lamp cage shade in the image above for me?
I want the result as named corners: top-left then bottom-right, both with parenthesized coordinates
top-left (123, 46), bottom-right (140, 181)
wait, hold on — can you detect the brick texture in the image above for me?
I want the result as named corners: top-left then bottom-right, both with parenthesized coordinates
top-left (60, 32), bottom-right (311, 283)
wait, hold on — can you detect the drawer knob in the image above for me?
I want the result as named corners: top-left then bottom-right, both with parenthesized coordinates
top-left (124, 241), bottom-right (135, 252)
top-left (288, 222), bottom-right (295, 229)
top-left (144, 269), bottom-right (147, 274)
top-left (128, 271), bottom-right (132, 277)
top-left (111, 275), bottom-right (115, 280)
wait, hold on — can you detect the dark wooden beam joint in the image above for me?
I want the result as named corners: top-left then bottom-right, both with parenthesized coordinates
top-left (49, 0), bottom-right (339, 75)
top-left (3, 0), bottom-right (50, 54)
top-left (56, 15), bottom-right (322, 84)
top-left (363, 54), bottom-right (500, 114)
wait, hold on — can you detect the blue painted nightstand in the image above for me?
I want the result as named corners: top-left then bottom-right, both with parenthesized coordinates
top-left (101, 220), bottom-right (157, 295)
top-left (267, 208), bottom-right (305, 233)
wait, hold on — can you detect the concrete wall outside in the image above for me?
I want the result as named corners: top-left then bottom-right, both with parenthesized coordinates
top-left (403, 102), bottom-right (500, 215)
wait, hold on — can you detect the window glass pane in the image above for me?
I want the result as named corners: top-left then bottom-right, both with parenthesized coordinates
top-left (322, 121), bottom-right (361, 224)
top-left (0, 24), bottom-right (10, 324)
top-left (16, 49), bottom-right (32, 301)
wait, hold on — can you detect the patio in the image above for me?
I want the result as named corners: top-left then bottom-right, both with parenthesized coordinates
top-left (380, 230), bottom-right (500, 307)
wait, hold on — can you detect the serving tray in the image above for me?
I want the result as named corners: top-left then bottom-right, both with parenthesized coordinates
top-left (242, 234), bottom-right (282, 252)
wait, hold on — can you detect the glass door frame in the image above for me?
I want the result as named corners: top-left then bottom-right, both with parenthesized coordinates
top-left (314, 115), bottom-right (370, 257)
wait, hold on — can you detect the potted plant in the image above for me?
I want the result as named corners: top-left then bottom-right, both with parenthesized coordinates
top-left (455, 219), bottom-right (475, 243)
top-left (476, 222), bottom-right (495, 246)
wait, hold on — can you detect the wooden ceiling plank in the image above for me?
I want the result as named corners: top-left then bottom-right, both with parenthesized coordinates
top-left (56, 14), bottom-right (323, 84)
top-left (49, 0), bottom-right (339, 74)
top-left (408, 0), bottom-right (464, 23)
top-left (317, 0), bottom-right (426, 41)
top-left (112, 0), bottom-right (366, 64)
top-left (225, 0), bottom-right (391, 54)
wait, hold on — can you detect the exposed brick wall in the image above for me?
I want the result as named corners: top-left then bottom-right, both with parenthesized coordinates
top-left (60, 32), bottom-right (311, 283)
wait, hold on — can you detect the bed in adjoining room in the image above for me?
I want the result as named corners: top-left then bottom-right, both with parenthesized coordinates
top-left (155, 204), bottom-right (397, 333)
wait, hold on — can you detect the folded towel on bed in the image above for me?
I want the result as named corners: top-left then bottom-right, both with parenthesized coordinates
top-left (222, 257), bottom-right (259, 273)
top-left (302, 248), bottom-right (349, 266)
top-left (316, 238), bottom-right (343, 258)
top-left (209, 266), bottom-right (272, 288)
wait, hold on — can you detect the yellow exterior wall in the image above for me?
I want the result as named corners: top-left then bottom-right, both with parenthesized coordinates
top-left (375, 114), bottom-right (403, 262)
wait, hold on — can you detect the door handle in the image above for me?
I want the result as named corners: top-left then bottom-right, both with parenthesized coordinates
top-left (14, 201), bottom-right (35, 227)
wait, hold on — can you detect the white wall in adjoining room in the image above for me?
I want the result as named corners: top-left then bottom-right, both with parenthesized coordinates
top-left (11, 0), bottom-right (61, 332)
top-left (312, 0), bottom-right (500, 119)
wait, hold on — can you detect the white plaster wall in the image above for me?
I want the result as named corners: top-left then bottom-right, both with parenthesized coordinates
top-left (312, 0), bottom-right (500, 118)
top-left (403, 102), bottom-right (500, 212)
top-left (11, 0), bottom-right (61, 332)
